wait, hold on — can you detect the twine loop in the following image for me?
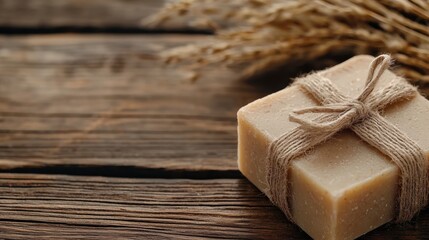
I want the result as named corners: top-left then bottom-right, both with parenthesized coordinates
top-left (289, 54), bottom-right (390, 133)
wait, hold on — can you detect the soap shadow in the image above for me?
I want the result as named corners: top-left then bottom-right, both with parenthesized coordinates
top-left (359, 207), bottom-right (429, 240)
top-left (242, 51), bottom-right (357, 94)
top-left (214, 51), bottom-right (357, 113)
top-left (233, 178), bottom-right (311, 240)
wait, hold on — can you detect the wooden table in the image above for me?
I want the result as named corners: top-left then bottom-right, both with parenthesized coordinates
top-left (0, 1), bottom-right (428, 239)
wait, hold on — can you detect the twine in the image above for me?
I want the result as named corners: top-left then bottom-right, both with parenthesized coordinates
top-left (266, 55), bottom-right (429, 223)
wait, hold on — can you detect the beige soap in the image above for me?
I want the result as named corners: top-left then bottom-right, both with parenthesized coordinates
top-left (237, 55), bottom-right (429, 240)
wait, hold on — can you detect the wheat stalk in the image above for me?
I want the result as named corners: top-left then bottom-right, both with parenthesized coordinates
top-left (145, 0), bottom-right (429, 84)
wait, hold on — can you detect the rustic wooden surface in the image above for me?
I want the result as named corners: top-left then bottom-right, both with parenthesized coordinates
top-left (0, 0), bottom-right (164, 30)
top-left (1, 1), bottom-right (429, 239)
top-left (0, 34), bottom-right (255, 173)
top-left (0, 0), bottom-right (220, 32)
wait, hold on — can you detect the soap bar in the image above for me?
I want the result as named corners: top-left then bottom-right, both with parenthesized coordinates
top-left (237, 55), bottom-right (429, 240)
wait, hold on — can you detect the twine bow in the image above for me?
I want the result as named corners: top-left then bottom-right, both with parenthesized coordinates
top-left (266, 55), bottom-right (428, 223)
top-left (289, 55), bottom-right (390, 132)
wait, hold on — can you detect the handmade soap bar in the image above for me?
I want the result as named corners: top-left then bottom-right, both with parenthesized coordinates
top-left (237, 55), bottom-right (429, 240)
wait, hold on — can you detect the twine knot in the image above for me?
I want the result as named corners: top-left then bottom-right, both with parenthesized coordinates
top-left (348, 99), bottom-right (370, 118)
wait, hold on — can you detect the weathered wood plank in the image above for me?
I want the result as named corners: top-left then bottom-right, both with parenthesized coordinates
top-left (0, 173), bottom-right (427, 239)
top-left (0, 0), bottom-right (245, 32)
top-left (0, 173), bottom-right (304, 239)
top-left (0, 34), bottom-right (275, 172)
top-left (0, 0), bottom-right (164, 30)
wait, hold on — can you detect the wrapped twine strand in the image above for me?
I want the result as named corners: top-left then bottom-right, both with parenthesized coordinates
top-left (266, 55), bottom-right (429, 223)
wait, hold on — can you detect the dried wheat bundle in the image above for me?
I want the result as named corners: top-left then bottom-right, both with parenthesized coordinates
top-left (146, 0), bottom-right (429, 83)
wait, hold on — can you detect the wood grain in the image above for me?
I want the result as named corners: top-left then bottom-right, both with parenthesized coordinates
top-left (0, 34), bottom-right (277, 173)
top-left (0, 173), bottom-right (427, 240)
top-left (0, 0), bottom-right (235, 32)
top-left (0, 173), bottom-right (305, 240)
top-left (0, 0), bottom-right (164, 30)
